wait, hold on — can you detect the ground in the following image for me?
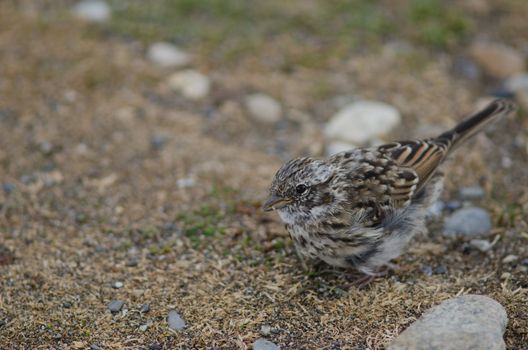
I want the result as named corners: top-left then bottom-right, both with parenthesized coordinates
top-left (0, 1), bottom-right (527, 349)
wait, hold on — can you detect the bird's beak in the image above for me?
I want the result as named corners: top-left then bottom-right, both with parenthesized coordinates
top-left (262, 195), bottom-right (292, 211)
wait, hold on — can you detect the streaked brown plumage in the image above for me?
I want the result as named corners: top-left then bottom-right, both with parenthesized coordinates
top-left (263, 99), bottom-right (517, 275)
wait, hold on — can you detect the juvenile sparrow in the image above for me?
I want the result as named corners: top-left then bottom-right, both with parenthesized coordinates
top-left (263, 99), bottom-right (517, 276)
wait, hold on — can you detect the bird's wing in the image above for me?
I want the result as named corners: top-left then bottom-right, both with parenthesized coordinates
top-left (339, 149), bottom-right (422, 226)
top-left (378, 139), bottom-right (449, 193)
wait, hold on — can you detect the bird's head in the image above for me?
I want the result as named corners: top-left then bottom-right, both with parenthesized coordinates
top-left (263, 157), bottom-right (336, 225)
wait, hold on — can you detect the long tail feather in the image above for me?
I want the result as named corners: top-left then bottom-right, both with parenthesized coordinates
top-left (435, 99), bottom-right (517, 153)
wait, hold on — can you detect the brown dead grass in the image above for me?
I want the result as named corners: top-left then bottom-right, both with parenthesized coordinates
top-left (0, 3), bottom-right (527, 349)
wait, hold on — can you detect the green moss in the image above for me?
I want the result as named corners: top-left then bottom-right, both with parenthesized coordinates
top-left (407, 0), bottom-right (470, 48)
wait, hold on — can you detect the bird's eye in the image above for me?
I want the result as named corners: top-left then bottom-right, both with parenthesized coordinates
top-left (296, 184), bottom-right (308, 194)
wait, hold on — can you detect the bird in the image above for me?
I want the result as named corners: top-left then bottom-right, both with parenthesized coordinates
top-left (263, 99), bottom-right (517, 278)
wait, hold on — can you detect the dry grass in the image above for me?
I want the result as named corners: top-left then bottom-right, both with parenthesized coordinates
top-left (0, 2), bottom-right (527, 349)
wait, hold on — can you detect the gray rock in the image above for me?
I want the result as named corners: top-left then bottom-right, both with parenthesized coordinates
top-left (324, 100), bottom-right (401, 145)
top-left (443, 207), bottom-right (492, 238)
top-left (253, 338), bottom-right (280, 350)
top-left (72, 0), bottom-right (111, 22)
top-left (469, 41), bottom-right (525, 78)
top-left (90, 344), bottom-right (101, 350)
top-left (245, 93), bottom-right (282, 124)
top-left (168, 70), bottom-right (210, 100)
top-left (388, 295), bottom-right (507, 350)
top-left (140, 303), bottom-right (150, 313)
top-left (260, 324), bottom-right (272, 336)
top-left (167, 310), bottom-right (186, 331)
top-left (147, 42), bottom-right (191, 67)
top-left (459, 186), bottom-right (485, 200)
top-left (107, 300), bottom-right (124, 313)
top-left (139, 324), bottom-right (148, 332)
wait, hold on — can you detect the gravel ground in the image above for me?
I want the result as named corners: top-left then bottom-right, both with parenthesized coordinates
top-left (1, 2), bottom-right (527, 349)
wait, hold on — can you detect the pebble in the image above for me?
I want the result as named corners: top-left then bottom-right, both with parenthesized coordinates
top-left (490, 86), bottom-right (515, 99)
top-left (325, 141), bottom-right (356, 156)
top-left (139, 324), bottom-right (148, 332)
top-left (445, 201), bottom-right (462, 211)
top-left (150, 134), bottom-right (167, 150)
top-left (168, 70), bottom-right (210, 100)
top-left (469, 41), bottom-right (525, 78)
top-left (427, 200), bottom-right (445, 218)
top-left (2, 183), bottom-right (15, 194)
top-left (501, 272), bottom-right (511, 280)
top-left (324, 100), bottom-right (401, 145)
top-left (149, 344), bottom-right (161, 350)
top-left (167, 310), bottom-right (186, 331)
top-left (505, 73), bottom-right (528, 110)
top-left (62, 301), bottom-right (72, 309)
top-left (39, 141), bottom-right (53, 155)
top-left (388, 295), bottom-right (507, 350)
top-left (421, 265), bottom-right (433, 276)
top-left (443, 207), bottom-right (492, 238)
top-left (176, 178), bottom-right (195, 189)
top-left (72, 0), bottom-right (111, 22)
top-left (505, 73), bottom-right (528, 92)
top-left (245, 93), bottom-right (282, 124)
top-left (522, 259), bottom-right (528, 266)
top-left (260, 324), bottom-right (272, 336)
top-left (469, 239), bottom-right (494, 252)
top-left (126, 259), bottom-right (138, 267)
top-left (107, 300), bottom-right (125, 313)
top-left (502, 254), bottom-right (518, 264)
top-left (112, 281), bottom-right (124, 289)
top-left (90, 345), bottom-right (101, 350)
top-left (140, 303), bottom-right (150, 313)
top-left (147, 42), bottom-right (191, 67)
top-left (433, 265), bottom-right (447, 275)
top-left (253, 338), bottom-right (280, 350)
top-left (458, 186), bottom-right (485, 200)
top-left (452, 56), bottom-right (481, 81)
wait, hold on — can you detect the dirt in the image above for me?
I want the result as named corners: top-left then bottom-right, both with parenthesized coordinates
top-left (0, 2), bottom-right (527, 349)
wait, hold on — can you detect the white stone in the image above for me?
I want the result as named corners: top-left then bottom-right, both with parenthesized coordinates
top-left (245, 93), bottom-right (282, 123)
top-left (147, 42), bottom-right (191, 68)
top-left (505, 73), bottom-right (528, 92)
top-left (176, 178), bottom-right (195, 189)
top-left (325, 141), bottom-right (356, 156)
top-left (168, 70), bottom-right (210, 100)
top-left (324, 100), bottom-right (401, 145)
top-left (72, 0), bottom-right (111, 22)
top-left (469, 239), bottom-right (493, 252)
top-left (505, 73), bottom-right (528, 110)
top-left (502, 254), bottom-right (518, 264)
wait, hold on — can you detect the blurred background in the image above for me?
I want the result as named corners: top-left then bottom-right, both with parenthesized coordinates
top-left (1, 1), bottom-right (527, 349)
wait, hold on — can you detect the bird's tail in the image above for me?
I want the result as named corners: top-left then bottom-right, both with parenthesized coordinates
top-left (435, 99), bottom-right (517, 153)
